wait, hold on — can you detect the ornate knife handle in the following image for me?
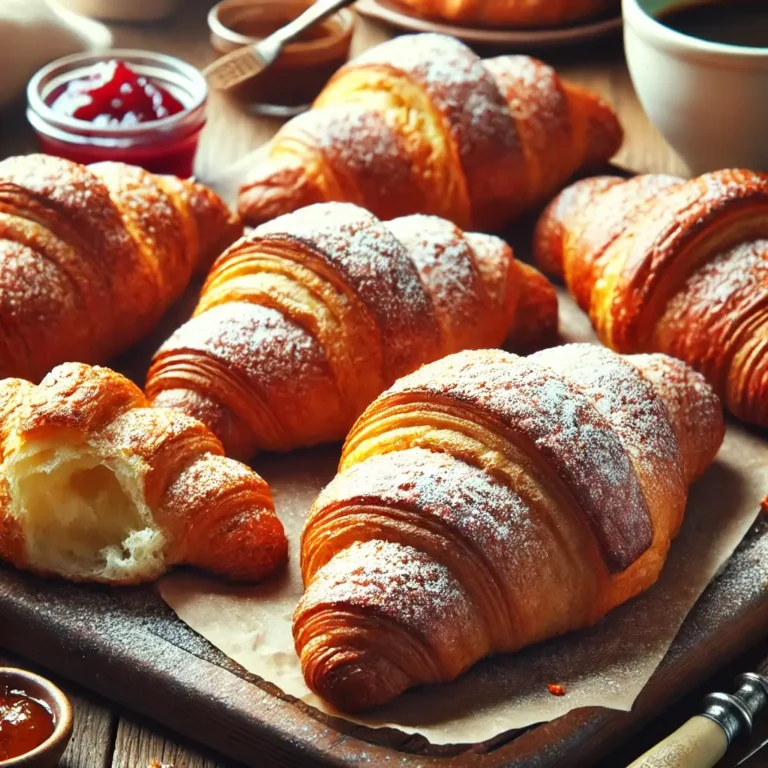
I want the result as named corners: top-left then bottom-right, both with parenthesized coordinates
top-left (627, 674), bottom-right (768, 768)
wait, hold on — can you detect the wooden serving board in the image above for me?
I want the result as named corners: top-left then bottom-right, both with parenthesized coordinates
top-left (1, 514), bottom-right (767, 768)
top-left (1, 274), bottom-right (768, 768)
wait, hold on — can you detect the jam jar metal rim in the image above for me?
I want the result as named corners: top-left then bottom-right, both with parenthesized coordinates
top-left (26, 48), bottom-right (208, 141)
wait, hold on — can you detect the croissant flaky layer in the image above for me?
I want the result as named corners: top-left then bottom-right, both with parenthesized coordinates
top-left (391, 0), bottom-right (619, 26)
top-left (146, 202), bottom-right (558, 459)
top-left (238, 33), bottom-right (622, 230)
top-left (533, 169), bottom-right (768, 427)
top-left (293, 344), bottom-right (723, 712)
top-left (0, 363), bottom-right (286, 584)
top-left (0, 154), bottom-right (242, 382)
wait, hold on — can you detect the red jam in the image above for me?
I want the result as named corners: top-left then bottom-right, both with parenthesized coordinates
top-left (0, 688), bottom-right (55, 761)
top-left (50, 60), bottom-right (185, 126)
top-left (29, 54), bottom-right (207, 177)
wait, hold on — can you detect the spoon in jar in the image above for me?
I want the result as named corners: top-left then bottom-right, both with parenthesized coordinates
top-left (203, 0), bottom-right (355, 91)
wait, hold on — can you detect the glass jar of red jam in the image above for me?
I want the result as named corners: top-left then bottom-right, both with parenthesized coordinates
top-left (27, 50), bottom-right (207, 178)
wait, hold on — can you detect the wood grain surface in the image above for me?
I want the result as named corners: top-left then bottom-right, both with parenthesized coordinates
top-left (0, 2), bottom-right (763, 768)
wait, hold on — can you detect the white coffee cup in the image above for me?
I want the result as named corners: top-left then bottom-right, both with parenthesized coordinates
top-left (623, 0), bottom-right (768, 175)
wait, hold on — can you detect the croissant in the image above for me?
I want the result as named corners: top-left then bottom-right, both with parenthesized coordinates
top-left (146, 202), bottom-right (557, 459)
top-left (389, 0), bottom-right (619, 27)
top-left (0, 153), bottom-right (242, 382)
top-left (293, 344), bottom-right (724, 712)
top-left (237, 33), bottom-right (623, 231)
top-left (0, 362), bottom-right (286, 584)
top-left (533, 169), bottom-right (768, 427)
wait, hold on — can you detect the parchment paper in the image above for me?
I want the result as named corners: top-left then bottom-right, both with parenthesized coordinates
top-left (158, 295), bottom-right (768, 744)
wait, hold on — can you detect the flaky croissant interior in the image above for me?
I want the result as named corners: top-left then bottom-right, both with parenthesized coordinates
top-left (7, 441), bottom-right (164, 582)
top-left (0, 363), bottom-right (287, 585)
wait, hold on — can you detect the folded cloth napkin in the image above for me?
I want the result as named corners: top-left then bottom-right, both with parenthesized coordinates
top-left (0, 0), bottom-right (111, 110)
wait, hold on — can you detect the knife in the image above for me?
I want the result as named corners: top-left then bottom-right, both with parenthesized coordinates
top-left (737, 734), bottom-right (768, 766)
top-left (627, 654), bottom-right (768, 768)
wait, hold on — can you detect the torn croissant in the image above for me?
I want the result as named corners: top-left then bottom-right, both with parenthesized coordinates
top-left (0, 363), bottom-right (287, 584)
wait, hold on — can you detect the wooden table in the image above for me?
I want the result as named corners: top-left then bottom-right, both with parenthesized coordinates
top-left (0, 2), bottom-right (765, 767)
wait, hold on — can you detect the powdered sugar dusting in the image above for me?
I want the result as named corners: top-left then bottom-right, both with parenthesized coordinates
top-left (531, 345), bottom-right (682, 470)
top-left (620, 171), bottom-right (768, 323)
top-left (163, 453), bottom-right (268, 525)
top-left (0, 154), bottom-right (136, 280)
top-left (530, 345), bottom-right (691, 543)
top-left (92, 161), bottom-right (188, 293)
top-left (345, 34), bottom-right (520, 209)
top-left (303, 539), bottom-right (476, 649)
top-left (483, 56), bottom-right (568, 188)
top-left (310, 446), bottom-right (602, 648)
top-left (387, 348), bottom-right (653, 572)
top-left (162, 302), bottom-right (329, 401)
top-left (290, 106), bottom-right (418, 212)
top-left (659, 240), bottom-right (768, 389)
top-left (306, 107), bottom-right (405, 175)
top-left (253, 203), bottom-right (440, 380)
top-left (689, 241), bottom-right (768, 305)
top-left (629, 353), bottom-right (724, 484)
top-left (0, 238), bottom-right (75, 320)
top-left (385, 215), bottom-right (485, 352)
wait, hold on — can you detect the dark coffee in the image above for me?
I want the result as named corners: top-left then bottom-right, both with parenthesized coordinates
top-left (657, 0), bottom-right (768, 48)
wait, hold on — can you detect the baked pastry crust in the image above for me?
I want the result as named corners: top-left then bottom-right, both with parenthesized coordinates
top-left (238, 34), bottom-right (622, 231)
top-left (534, 169), bottom-right (768, 427)
top-left (390, 0), bottom-right (619, 28)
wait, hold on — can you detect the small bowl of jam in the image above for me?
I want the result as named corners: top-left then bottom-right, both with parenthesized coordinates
top-left (208, 0), bottom-right (355, 116)
top-left (27, 50), bottom-right (208, 178)
top-left (0, 668), bottom-right (72, 768)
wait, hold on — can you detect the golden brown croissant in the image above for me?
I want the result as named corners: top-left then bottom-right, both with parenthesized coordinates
top-left (0, 362), bottom-right (286, 584)
top-left (237, 33), bottom-right (623, 231)
top-left (293, 344), bottom-right (724, 712)
top-left (0, 153), bottom-right (242, 382)
top-left (533, 169), bottom-right (768, 427)
top-left (145, 202), bottom-right (558, 460)
top-left (390, 0), bottom-right (619, 27)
